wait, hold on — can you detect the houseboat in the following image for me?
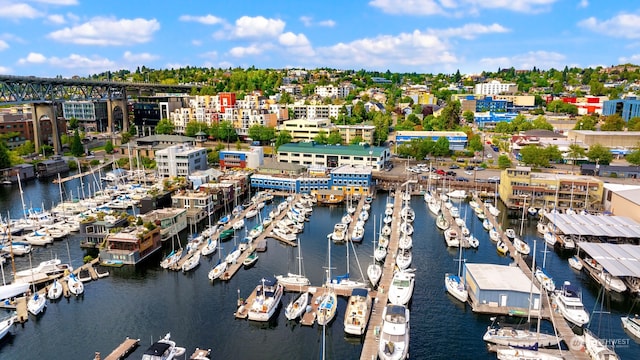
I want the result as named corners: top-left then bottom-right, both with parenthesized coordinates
top-left (314, 189), bottom-right (345, 205)
top-left (79, 212), bottom-right (130, 248)
top-left (36, 156), bottom-right (69, 178)
top-left (141, 208), bottom-right (187, 242)
top-left (99, 225), bottom-right (162, 265)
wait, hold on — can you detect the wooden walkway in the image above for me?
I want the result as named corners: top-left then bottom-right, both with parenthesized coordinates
top-left (102, 337), bottom-right (140, 360)
top-left (360, 189), bottom-right (402, 360)
top-left (346, 196), bottom-right (366, 240)
top-left (53, 160), bottom-right (114, 184)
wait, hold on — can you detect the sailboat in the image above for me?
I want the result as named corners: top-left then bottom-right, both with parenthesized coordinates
top-left (535, 241), bottom-right (555, 293)
top-left (160, 218), bottom-right (183, 269)
top-left (67, 272), bottom-right (84, 296)
top-left (276, 237), bottom-right (310, 287)
top-left (181, 250), bottom-right (201, 272)
top-left (47, 279), bottom-right (63, 300)
top-left (284, 290), bottom-right (309, 321)
top-left (207, 240), bottom-right (227, 281)
top-left (445, 243), bottom-right (468, 303)
top-left (581, 282), bottom-right (621, 359)
top-left (366, 215), bottom-right (382, 287)
top-left (328, 233), bottom-right (367, 291)
top-left (0, 312), bottom-right (16, 340)
top-left (317, 238), bottom-right (338, 326)
top-left (26, 253), bottom-right (46, 316)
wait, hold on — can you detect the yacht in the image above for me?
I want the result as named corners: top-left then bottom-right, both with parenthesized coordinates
top-left (331, 223), bottom-right (347, 243)
top-left (512, 237), bottom-right (530, 255)
top-left (343, 288), bottom-right (372, 336)
top-left (583, 329), bottom-right (620, 360)
top-left (388, 270), bottom-right (415, 306)
top-left (621, 314), bottom-right (640, 339)
top-left (443, 228), bottom-right (459, 248)
top-left (13, 258), bottom-right (72, 283)
top-left (552, 281), bottom-right (589, 327)
top-left (378, 304), bottom-right (410, 360)
top-left (142, 333), bottom-right (186, 360)
top-left (247, 277), bottom-right (284, 322)
top-left (483, 318), bottom-right (560, 348)
top-left (535, 267), bottom-right (556, 293)
top-left (0, 313), bottom-right (16, 340)
top-left (27, 292), bottom-right (46, 316)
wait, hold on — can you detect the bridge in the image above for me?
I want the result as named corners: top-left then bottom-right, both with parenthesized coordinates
top-left (0, 74), bottom-right (199, 154)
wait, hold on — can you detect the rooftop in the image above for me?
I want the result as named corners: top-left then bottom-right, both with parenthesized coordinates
top-left (466, 263), bottom-right (540, 294)
top-left (278, 142), bottom-right (387, 157)
top-left (330, 164), bottom-right (372, 175)
top-left (544, 213), bottom-right (640, 238)
top-left (578, 243), bottom-right (640, 277)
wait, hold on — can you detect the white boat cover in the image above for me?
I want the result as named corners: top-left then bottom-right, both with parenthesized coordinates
top-left (578, 242), bottom-right (640, 277)
top-left (543, 213), bottom-right (640, 239)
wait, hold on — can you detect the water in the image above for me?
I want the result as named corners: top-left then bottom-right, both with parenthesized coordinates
top-left (1, 179), bottom-right (639, 359)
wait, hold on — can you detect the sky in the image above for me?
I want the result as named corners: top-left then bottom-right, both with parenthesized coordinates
top-left (0, 0), bottom-right (639, 77)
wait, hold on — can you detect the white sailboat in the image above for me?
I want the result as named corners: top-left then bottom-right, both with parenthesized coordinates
top-left (317, 238), bottom-right (338, 326)
top-left (276, 236), bottom-right (310, 287)
top-left (67, 272), bottom-right (84, 296)
top-left (181, 250), bottom-right (200, 272)
top-left (0, 313), bottom-right (16, 340)
top-left (284, 291), bottom-right (309, 321)
top-left (328, 233), bottom-right (367, 291)
top-left (26, 253), bottom-right (46, 316)
top-left (207, 239), bottom-right (226, 281)
top-left (47, 279), bottom-right (63, 300)
top-left (367, 215), bottom-right (382, 287)
top-left (445, 243), bottom-right (468, 303)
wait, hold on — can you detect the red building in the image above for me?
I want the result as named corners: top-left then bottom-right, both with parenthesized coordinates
top-left (219, 92), bottom-right (236, 113)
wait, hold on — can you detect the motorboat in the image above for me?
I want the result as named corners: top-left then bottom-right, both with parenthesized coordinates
top-left (447, 190), bottom-right (467, 200)
top-left (467, 234), bottom-right (479, 249)
top-left (543, 232), bottom-right (557, 247)
top-left (513, 237), bottom-right (530, 255)
top-left (505, 228), bottom-right (516, 240)
top-left (331, 223), bottom-right (347, 243)
top-left (218, 229), bottom-right (234, 242)
top-left (378, 304), bottom-right (410, 360)
top-left (217, 215), bottom-right (230, 226)
top-left (67, 273), bottom-right (84, 296)
top-left (621, 314), bottom-right (640, 339)
top-left (489, 228), bottom-right (500, 242)
top-left (351, 225), bottom-right (365, 243)
top-left (341, 213), bottom-right (353, 225)
top-left (374, 245), bottom-right (387, 262)
top-left (141, 333), bottom-right (186, 360)
top-left (398, 235), bottom-right (412, 250)
top-left (536, 222), bottom-right (548, 235)
top-left (284, 291), bottom-right (309, 320)
top-left (388, 270), bottom-right (415, 306)
top-left (395, 249), bottom-right (412, 270)
top-left (245, 209), bottom-right (258, 219)
top-left (534, 267), bottom-right (556, 293)
top-left (367, 262), bottom-right (382, 287)
top-left (232, 219), bottom-right (245, 230)
top-left (583, 329), bottom-right (620, 360)
top-left (552, 281), bottom-right (589, 327)
top-left (455, 217), bottom-right (465, 228)
top-left (343, 288), bottom-right (372, 336)
top-left (0, 313), bottom-right (16, 340)
top-left (584, 258), bottom-right (627, 293)
top-left (47, 279), bottom-right (63, 300)
top-left (0, 282), bottom-right (30, 300)
top-left (13, 258), bottom-right (72, 282)
top-left (242, 250), bottom-right (258, 268)
top-left (483, 318), bottom-right (560, 348)
top-left (449, 207), bottom-right (460, 219)
top-left (247, 277), bottom-right (284, 322)
top-left (181, 251), bottom-right (200, 272)
top-left (460, 226), bottom-right (470, 237)
top-left (316, 290), bottom-right (338, 326)
top-left (443, 228), bottom-right (460, 248)
top-left (27, 291), bottom-right (46, 316)
top-left (496, 240), bottom-right (508, 256)
top-left (0, 242), bottom-right (32, 256)
top-left (435, 212), bottom-right (449, 231)
top-left (568, 255), bottom-right (583, 271)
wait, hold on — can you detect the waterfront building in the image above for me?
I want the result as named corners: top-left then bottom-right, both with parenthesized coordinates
top-left (171, 188), bottom-right (218, 227)
top-left (394, 131), bottom-right (468, 151)
top-left (79, 213), bottom-right (129, 248)
top-left (36, 156), bottom-right (70, 178)
top-left (250, 174), bottom-right (330, 193)
top-left (602, 97), bottom-right (640, 121)
top-left (120, 134), bottom-right (196, 159)
top-left (474, 80), bottom-right (517, 95)
top-left (277, 118), bottom-right (332, 142)
top-left (336, 124), bottom-right (376, 144)
top-left (0, 163), bottom-right (36, 183)
top-left (474, 112), bottom-right (519, 128)
top-left (277, 142), bottom-right (389, 171)
top-left (141, 208), bottom-right (188, 242)
top-left (219, 146), bottom-right (264, 170)
top-left (100, 225), bottom-right (162, 265)
top-left (156, 144), bottom-right (208, 178)
top-left (256, 162), bottom-right (307, 176)
top-left (329, 165), bottom-right (372, 195)
top-left (62, 101), bottom-right (108, 132)
top-left (465, 263), bottom-right (541, 312)
top-left (498, 166), bottom-right (603, 211)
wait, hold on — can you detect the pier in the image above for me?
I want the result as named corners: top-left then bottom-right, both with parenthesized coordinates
top-left (53, 160), bottom-right (114, 184)
top-left (101, 337), bottom-right (140, 360)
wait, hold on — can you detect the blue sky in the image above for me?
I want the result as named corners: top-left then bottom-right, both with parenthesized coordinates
top-left (0, 0), bottom-right (639, 77)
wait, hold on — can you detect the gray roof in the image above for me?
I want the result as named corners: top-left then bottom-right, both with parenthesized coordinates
top-left (466, 263), bottom-right (540, 294)
top-left (615, 188), bottom-right (640, 205)
top-left (577, 243), bottom-right (640, 277)
top-left (544, 213), bottom-right (640, 238)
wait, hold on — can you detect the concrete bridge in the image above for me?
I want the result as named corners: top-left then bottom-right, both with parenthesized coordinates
top-left (0, 75), bottom-right (199, 154)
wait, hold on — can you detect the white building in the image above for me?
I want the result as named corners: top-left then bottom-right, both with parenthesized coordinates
top-left (278, 118), bottom-right (333, 142)
top-left (288, 104), bottom-right (352, 120)
top-left (475, 80), bottom-right (517, 95)
top-left (155, 144), bottom-right (208, 178)
top-left (277, 142), bottom-right (390, 171)
top-left (315, 84), bottom-right (354, 99)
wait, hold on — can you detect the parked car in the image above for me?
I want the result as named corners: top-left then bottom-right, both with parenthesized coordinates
top-left (456, 176), bottom-right (469, 182)
top-left (449, 164), bottom-right (460, 169)
top-left (446, 170), bottom-right (457, 177)
top-left (474, 166), bottom-right (485, 171)
top-left (464, 170), bottom-right (473, 176)
top-left (465, 165), bottom-right (475, 171)
top-left (488, 176), bottom-right (500, 183)
top-left (435, 169), bottom-right (446, 175)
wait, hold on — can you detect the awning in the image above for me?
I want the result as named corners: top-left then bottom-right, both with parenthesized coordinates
top-left (544, 213), bottom-right (640, 238)
top-left (578, 243), bottom-right (640, 277)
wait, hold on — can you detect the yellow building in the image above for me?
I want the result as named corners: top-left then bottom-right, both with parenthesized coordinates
top-left (336, 124), bottom-right (375, 144)
top-left (277, 118), bottom-right (333, 142)
top-left (499, 166), bottom-right (603, 212)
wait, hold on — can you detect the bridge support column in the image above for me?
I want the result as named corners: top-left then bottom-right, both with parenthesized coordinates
top-left (106, 96), bottom-right (128, 134)
top-left (31, 103), bottom-right (62, 155)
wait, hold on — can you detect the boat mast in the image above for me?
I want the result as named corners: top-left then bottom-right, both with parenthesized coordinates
top-left (6, 211), bottom-right (16, 276)
top-left (528, 239), bottom-right (537, 324)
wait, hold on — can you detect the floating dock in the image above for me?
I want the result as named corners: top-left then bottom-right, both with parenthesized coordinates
top-left (101, 337), bottom-right (140, 360)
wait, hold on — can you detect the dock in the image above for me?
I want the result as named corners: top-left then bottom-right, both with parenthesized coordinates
top-left (101, 337), bottom-right (140, 360)
top-left (345, 195), bottom-right (366, 241)
top-left (190, 348), bottom-right (211, 360)
top-left (53, 160), bottom-right (113, 184)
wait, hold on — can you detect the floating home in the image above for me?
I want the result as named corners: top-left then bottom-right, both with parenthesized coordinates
top-left (99, 225), bottom-right (162, 266)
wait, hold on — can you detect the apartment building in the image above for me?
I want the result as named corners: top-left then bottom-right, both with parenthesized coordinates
top-left (219, 146), bottom-right (264, 170)
top-left (498, 166), bottom-right (603, 212)
top-left (315, 84), bottom-right (354, 99)
top-left (288, 104), bottom-right (352, 120)
top-left (336, 124), bottom-right (376, 144)
top-left (155, 144), bottom-right (208, 178)
top-left (277, 142), bottom-right (389, 171)
top-left (475, 80), bottom-right (517, 95)
top-left (278, 118), bottom-right (333, 142)
top-left (62, 101), bottom-right (108, 132)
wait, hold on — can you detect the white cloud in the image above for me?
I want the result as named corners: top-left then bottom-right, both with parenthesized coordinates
top-left (579, 13), bottom-right (640, 39)
top-left (47, 14), bottom-right (65, 24)
top-left (279, 32), bottom-right (315, 56)
top-left (0, 66), bottom-right (12, 74)
top-left (18, 52), bottom-right (47, 64)
top-left (300, 16), bottom-right (336, 27)
top-left (479, 50), bottom-right (566, 70)
top-left (29, 0), bottom-right (78, 4)
top-left (0, 40), bottom-right (8, 51)
top-left (191, 39), bottom-right (202, 46)
top-left (47, 17), bottom-right (160, 45)
top-left (48, 54), bottom-right (115, 71)
top-left (317, 29), bottom-right (457, 70)
top-left (232, 16), bottom-right (285, 39)
top-left (229, 44), bottom-right (268, 57)
top-left (166, 62), bottom-right (190, 69)
top-left (0, 3), bottom-right (41, 19)
top-left (369, 0), bottom-right (557, 15)
top-left (123, 51), bottom-right (158, 63)
top-left (618, 54), bottom-right (640, 64)
top-left (179, 14), bottom-right (225, 25)
top-left (430, 23), bottom-right (509, 39)
top-left (578, 0), bottom-right (588, 8)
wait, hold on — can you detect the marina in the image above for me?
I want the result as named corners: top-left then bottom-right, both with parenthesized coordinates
top-left (0, 173), bottom-right (638, 359)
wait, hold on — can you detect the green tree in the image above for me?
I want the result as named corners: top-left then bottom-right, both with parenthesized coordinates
top-left (121, 132), bottom-right (131, 144)
top-left (519, 145), bottom-right (549, 167)
top-left (41, 144), bottom-right (54, 156)
top-left (68, 117), bottom-right (79, 130)
top-left (349, 136), bottom-right (365, 145)
top-left (313, 130), bottom-right (329, 144)
top-left (600, 114), bottom-right (625, 131)
top-left (544, 145), bottom-right (564, 163)
top-left (440, 100), bottom-right (461, 129)
top-left (217, 121), bottom-right (238, 144)
top-left (627, 117), bottom-right (640, 131)
top-left (71, 129), bottom-right (84, 157)
top-left (587, 143), bottom-right (613, 165)
top-left (15, 140), bottom-right (35, 156)
top-left (433, 136), bottom-right (450, 156)
top-left (185, 121), bottom-right (208, 137)
top-left (155, 118), bottom-right (175, 135)
top-left (327, 130), bottom-right (343, 145)
top-left (248, 125), bottom-right (276, 143)
top-left (104, 140), bottom-right (114, 154)
top-left (275, 130), bottom-right (292, 151)
top-left (567, 143), bottom-right (587, 173)
top-left (462, 110), bottom-right (474, 124)
top-left (0, 143), bottom-right (10, 169)
top-left (497, 154), bottom-right (512, 169)
top-left (467, 135), bottom-right (483, 152)
top-left (531, 116), bottom-right (554, 131)
top-left (626, 149), bottom-right (640, 167)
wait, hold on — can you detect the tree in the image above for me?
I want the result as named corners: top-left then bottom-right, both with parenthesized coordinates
top-left (248, 125), bottom-right (276, 143)
top-left (217, 121), bottom-right (238, 144)
top-left (71, 129), bottom-right (84, 157)
top-left (15, 140), bottom-right (35, 156)
top-left (327, 130), bottom-right (343, 145)
top-left (68, 117), bottom-right (79, 130)
top-left (275, 130), bottom-right (292, 151)
top-left (626, 149), bottom-right (640, 167)
top-left (0, 143), bottom-right (10, 169)
top-left (121, 132), bottom-right (131, 144)
top-left (440, 100), bottom-right (461, 129)
top-left (104, 140), bottom-right (114, 154)
top-left (185, 121), bottom-right (208, 137)
top-left (544, 145), bottom-right (563, 163)
top-left (587, 143), bottom-right (613, 165)
top-left (462, 110), bottom-right (474, 124)
top-left (155, 118), bottom-right (175, 135)
top-left (627, 117), bottom-right (640, 131)
top-left (519, 145), bottom-right (549, 167)
top-left (567, 143), bottom-right (586, 173)
top-left (349, 136), bottom-right (365, 145)
top-left (467, 135), bottom-right (483, 152)
top-left (313, 130), bottom-right (329, 144)
top-left (531, 116), bottom-right (554, 131)
top-left (433, 136), bottom-right (450, 156)
top-left (497, 154), bottom-right (511, 169)
top-left (600, 114), bottom-right (625, 131)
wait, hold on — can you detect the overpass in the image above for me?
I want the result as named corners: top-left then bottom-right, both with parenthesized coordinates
top-left (0, 74), bottom-right (199, 154)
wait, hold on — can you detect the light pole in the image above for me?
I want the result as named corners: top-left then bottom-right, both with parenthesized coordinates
top-left (369, 150), bottom-right (373, 169)
top-left (519, 194), bottom-right (529, 237)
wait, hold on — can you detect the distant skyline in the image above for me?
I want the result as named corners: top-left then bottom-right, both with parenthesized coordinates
top-left (0, 0), bottom-right (639, 77)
